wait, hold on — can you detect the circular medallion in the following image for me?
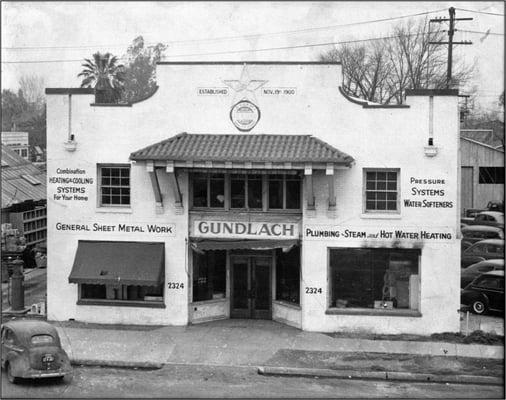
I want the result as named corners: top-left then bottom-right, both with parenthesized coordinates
top-left (230, 100), bottom-right (261, 132)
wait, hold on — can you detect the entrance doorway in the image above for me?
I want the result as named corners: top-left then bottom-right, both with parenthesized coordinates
top-left (230, 255), bottom-right (272, 319)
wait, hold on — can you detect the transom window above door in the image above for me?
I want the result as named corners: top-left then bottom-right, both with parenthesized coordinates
top-left (190, 172), bottom-right (301, 211)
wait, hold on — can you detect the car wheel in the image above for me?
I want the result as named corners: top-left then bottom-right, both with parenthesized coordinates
top-left (472, 300), bottom-right (487, 315)
top-left (6, 363), bottom-right (19, 384)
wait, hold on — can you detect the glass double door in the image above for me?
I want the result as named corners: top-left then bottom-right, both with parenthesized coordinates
top-left (231, 255), bottom-right (272, 319)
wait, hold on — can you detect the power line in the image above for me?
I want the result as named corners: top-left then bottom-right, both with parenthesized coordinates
top-left (1, 31), bottom-right (444, 64)
top-left (459, 29), bottom-right (504, 36)
top-left (454, 7), bottom-right (504, 17)
top-left (2, 8), bottom-right (447, 51)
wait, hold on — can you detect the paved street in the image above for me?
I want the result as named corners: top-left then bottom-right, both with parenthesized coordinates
top-left (1, 364), bottom-right (504, 398)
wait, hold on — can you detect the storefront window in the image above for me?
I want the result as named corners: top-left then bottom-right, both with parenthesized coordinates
top-left (276, 246), bottom-right (300, 304)
top-left (80, 283), bottom-right (163, 302)
top-left (99, 165), bottom-right (130, 206)
top-left (329, 248), bottom-right (419, 310)
top-left (192, 250), bottom-right (226, 302)
top-left (364, 169), bottom-right (399, 212)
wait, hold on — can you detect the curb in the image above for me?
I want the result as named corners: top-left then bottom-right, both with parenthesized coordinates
top-left (71, 358), bottom-right (163, 370)
top-left (257, 366), bottom-right (504, 386)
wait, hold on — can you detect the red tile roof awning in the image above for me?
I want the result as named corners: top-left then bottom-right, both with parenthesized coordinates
top-left (130, 133), bottom-right (353, 165)
top-left (68, 241), bottom-right (164, 286)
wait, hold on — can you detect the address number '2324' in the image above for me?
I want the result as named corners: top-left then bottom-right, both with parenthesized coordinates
top-left (305, 287), bottom-right (322, 294)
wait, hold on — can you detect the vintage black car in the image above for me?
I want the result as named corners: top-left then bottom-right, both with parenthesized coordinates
top-left (1, 319), bottom-right (72, 383)
top-left (461, 270), bottom-right (504, 315)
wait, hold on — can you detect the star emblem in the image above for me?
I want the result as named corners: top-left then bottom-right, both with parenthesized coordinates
top-left (223, 64), bottom-right (268, 104)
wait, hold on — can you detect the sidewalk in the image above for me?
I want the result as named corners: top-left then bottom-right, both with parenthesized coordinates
top-left (50, 319), bottom-right (504, 384)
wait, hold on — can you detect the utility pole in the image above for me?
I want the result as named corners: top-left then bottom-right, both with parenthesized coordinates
top-left (430, 7), bottom-right (473, 88)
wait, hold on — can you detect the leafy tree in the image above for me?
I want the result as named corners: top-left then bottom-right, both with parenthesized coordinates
top-left (321, 18), bottom-right (473, 104)
top-left (121, 36), bottom-right (167, 103)
top-left (78, 52), bottom-right (125, 103)
top-left (1, 89), bottom-right (29, 130)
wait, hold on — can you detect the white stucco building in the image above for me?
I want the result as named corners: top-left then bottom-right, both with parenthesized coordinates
top-left (45, 62), bottom-right (461, 334)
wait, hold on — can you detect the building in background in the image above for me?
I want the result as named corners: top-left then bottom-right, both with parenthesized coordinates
top-left (1, 146), bottom-right (47, 248)
top-left (460, 136), bottom-right (505, 215)
top-left (45, 62), bottom-right (461, 335)
top-left (1, 131), bottom-right (30, 160)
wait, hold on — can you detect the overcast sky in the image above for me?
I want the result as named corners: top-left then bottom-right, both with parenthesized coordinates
top-left (1, 1), bottom-right (504, 112)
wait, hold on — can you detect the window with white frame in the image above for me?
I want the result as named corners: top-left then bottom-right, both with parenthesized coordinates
top-left (99, 165), bottom-right (131, 206)
top-left (364, 169), bottom-right (399, 212)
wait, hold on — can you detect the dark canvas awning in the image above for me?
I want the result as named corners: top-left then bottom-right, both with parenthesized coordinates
top-left (68, 241), bottom-right (164, 286)
top-left (190, 238), bottom-right (299, 251)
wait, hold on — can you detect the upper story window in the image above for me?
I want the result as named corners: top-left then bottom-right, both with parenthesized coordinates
top-left (364, 169), bottom-right (399, 213)
top-left (193, 173), bottom-right (225, 208)
top-left (191, 172), bottom-right (301, 211)
top-left (99, 165), bottom-right (130, 207)
top-left (479, 167), bottom-right (505, 184)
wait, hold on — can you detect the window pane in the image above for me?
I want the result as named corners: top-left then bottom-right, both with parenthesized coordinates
top-left (231, 175), bottom-right (246, 208)
top-left (286, 179), bottom-right (301, 209)
top-left (276, 247), bottom-right (300, 304)
top-left (329, 248), bottom-right (419, 309)
top-left (81, 284), bottom-right (106, 299)
top-left (193, 175), bottom-right (208, 207)
top-left (268, 178), bottom-right (283, 209)
top-left (365, 170), bottom-right (398, 212)
top-left (248, 175), bottom-right (263, 209)
top-left (192, 250), bottom-right (226, 302)
top-left (366, 171), bottom-right (376, 181)
top-left (210, 174), bottom-right (225, 208)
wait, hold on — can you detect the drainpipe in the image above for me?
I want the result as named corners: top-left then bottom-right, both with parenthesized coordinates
top-left (424, 96), bottom-right (438, 157)
top-left (68, 94), bottom-right (74, 141)
top-left (64, 94), bottom-right (77, 151)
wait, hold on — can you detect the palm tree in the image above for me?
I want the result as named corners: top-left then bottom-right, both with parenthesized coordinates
top-left (78, 52), bottom-right (125, 103)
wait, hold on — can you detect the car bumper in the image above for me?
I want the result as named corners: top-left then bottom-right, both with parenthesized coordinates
top-left (20, 368), bottom-right (71, 379)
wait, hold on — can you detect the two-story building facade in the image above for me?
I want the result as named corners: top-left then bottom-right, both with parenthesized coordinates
top-left (45, 62), bottom-right (461, 334)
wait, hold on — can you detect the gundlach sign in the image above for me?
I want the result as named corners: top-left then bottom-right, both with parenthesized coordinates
top-left (404, 176), bottom-right (454, 209)
top-left (194, 220), bottom-right (299, 239)
top-left (55, 221), bottom-right (176, 236)
top-left (48, 168), bottom-right (93, 202)
top-left (305, 225), bottom-right (455, 242)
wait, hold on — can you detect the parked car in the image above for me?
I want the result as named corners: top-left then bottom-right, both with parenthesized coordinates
top-left (486, 201), bottom-right (504, 213)
top-left (461, 270), bottom-right (504, 315)
top-left (461, 259), bottom-right (505, 288)
top-left (461, 211), bottom-right (504, 229)
top-left (461, 239), bottom-right (505, 269)
top-left (461, 225), bottom-right (504, 245)
top-left (1, 319), bottom-right (72, 383)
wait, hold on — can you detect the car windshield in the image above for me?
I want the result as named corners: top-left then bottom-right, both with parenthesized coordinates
top-left (31, 334), bottom-right (54, 345)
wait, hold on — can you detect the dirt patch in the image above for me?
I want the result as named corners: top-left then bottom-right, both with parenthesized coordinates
top-left (327, 330), bottom-right (504, 345)
top-left (264, 349), bottom-right (504, 377)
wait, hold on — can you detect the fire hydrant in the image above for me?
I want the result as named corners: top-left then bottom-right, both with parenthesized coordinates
top-left (10, 259), bottom-right (25, 311)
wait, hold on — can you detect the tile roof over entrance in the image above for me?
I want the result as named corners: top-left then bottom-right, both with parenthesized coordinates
top-left (130, 133), bottom-right (354, 165)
